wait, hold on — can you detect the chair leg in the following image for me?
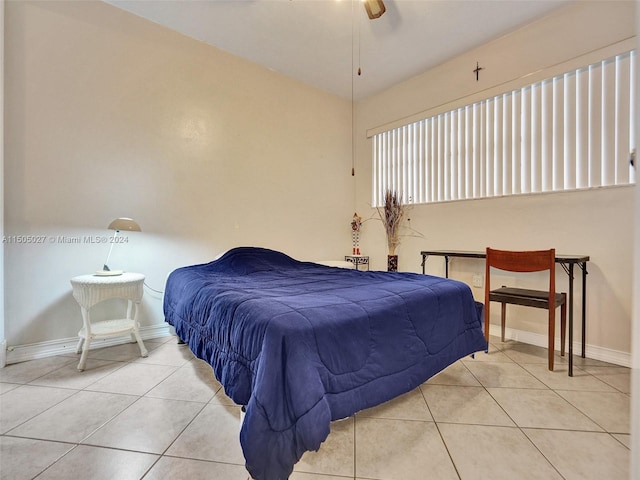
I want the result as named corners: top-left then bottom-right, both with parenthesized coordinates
top-left (548, 309), bottom-right (555, 371)
top-left (484, 301), bottom-right (490, 354)
top-left (500, 303), bottom-right (506, 343)
top-left (560, 295), bottom-right (567, 357)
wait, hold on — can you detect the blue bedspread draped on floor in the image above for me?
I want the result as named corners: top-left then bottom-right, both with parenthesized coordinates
top-left (163, 247), bottom-right (487, 480)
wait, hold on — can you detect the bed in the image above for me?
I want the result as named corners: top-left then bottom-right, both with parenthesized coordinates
top-left (163, 247), bottom-right (487, 480)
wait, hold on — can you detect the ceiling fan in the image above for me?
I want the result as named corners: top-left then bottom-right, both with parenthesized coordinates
top-left (363, 0), bottom-right (386, 20)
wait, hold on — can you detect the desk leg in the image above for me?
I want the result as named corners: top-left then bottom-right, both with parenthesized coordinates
top-left (581, 262), bottom-right (587, 358)
top-left (568, 264), bottom-right (574, 377)
top-left (421, 255), bottom-right (449, 277)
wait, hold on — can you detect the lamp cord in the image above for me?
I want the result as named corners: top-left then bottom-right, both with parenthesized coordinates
top-left (144, 282), bottom-right (164, 295)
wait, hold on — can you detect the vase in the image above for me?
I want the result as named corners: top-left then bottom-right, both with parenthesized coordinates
top-left (387, 255), bottom-right (398, 272)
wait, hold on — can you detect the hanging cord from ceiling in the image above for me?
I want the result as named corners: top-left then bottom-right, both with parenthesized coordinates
top-left (351, 0), bottom-right (362, 176)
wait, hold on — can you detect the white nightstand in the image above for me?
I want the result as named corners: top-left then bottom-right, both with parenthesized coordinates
top-left (70, 272), bottom-right (148, 371)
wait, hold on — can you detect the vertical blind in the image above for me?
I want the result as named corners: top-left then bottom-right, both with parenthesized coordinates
top-left (372, 50), bottom-right (636, 206)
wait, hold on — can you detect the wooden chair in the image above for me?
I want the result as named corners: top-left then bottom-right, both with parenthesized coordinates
top-left (484, 248), bottom-right (567, 371)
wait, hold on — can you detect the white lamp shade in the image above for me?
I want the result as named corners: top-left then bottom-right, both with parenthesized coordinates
top-left (108, 218), bottom-right (141, 232)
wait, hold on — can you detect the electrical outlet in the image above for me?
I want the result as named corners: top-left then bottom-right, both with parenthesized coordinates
top-left (472, 274), bottom-right (484, 288)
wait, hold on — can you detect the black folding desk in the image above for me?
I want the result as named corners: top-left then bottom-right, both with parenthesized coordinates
top-left (420, 250), bottom-right (589, 377)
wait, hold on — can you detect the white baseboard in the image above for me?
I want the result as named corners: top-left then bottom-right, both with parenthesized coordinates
top-left (489, 324), bottom-right (631, 368)
top-left (4, 323), bottom-right (173, 366)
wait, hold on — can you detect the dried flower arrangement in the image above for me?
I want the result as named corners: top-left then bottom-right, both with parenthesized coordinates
top-left (377, 189), bottom-right (424, 256)
top-left (378, 190), bottom-right (404, 256)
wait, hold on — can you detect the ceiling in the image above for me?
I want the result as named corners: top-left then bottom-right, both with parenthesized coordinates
top-left (104, 0), bottom-right (571, 100)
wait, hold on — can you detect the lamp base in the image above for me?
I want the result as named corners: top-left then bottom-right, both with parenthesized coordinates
top-left (94, 269), bottom-right (123, 276)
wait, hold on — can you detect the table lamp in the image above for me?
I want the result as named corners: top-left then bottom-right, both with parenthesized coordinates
top-left (96, 217), bottom-right (141, 276)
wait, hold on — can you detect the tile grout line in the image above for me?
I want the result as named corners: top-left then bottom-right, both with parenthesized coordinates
top-left (417, 374), bottom-right (463, 480)
top-left (483, 340), bottom-right (623, 479)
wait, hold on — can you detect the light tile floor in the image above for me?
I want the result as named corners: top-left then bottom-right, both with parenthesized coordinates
top-left (0, 335), bottom-right (631, 480)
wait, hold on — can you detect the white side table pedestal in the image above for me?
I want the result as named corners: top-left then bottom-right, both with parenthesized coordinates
top-left (70, 272), bottom-right (148, 371)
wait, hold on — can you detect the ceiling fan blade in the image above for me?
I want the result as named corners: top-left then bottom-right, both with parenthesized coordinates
top-left (364, 0), bottom-right (386, 20)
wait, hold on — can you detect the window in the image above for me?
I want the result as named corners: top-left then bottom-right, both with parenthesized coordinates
top-left (372, 50), bottom-right (636, 206)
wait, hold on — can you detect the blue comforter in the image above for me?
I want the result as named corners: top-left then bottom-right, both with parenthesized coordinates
top-left (164, 247), bottom-right (486, 480)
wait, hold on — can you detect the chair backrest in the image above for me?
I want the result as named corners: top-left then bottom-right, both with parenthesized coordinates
top-left (486, 248), bottom-right (556, 274)
top-left (485, 248), bottom-right (556, 305)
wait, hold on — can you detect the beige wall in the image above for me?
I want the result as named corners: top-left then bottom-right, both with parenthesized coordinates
top-left (355, 1), bottom-right (637, 363)
top-left (4, 1), bottom-right (353, 347)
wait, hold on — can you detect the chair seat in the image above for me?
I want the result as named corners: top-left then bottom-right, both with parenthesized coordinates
top-left (490, 287), bottom-right (566, 309)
